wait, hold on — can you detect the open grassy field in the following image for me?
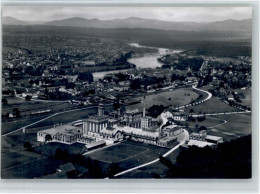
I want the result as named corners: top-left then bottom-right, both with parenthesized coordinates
top-left (1, 106), bottom-right (99, 135)
top-left (1, 133), bottom-right (54, 179)
top-left (1, 149), bottom-right (45, 170)
top-left (185, 97), bottom-right (240, 114)
top-left (1, 133), bottom-right (78, 179)
top-left (2, 96), bottom-right (79, 116)
top-left (87, 141), bottom-right (169, 171)
top-left (1, 156), bottom-right (62, 179)
top-left (1, 116), bottom-right (47, 135)
top-left (88, 143), bottom-right (149, 163)
top-left (1, 128), bottom-right (66, 179)
top-left (27, 107), bottom-right (98, 129)
top-left (207, 113), bottom-right (251, 141)
top-left (116, 141), bottom-right (170, 170)
top-left (117, 146), bottom-right (181, 178)
top-left (128, 87), bottom-right (199, 110)
top-left (186, 116), bottom-right (224, 129)
top-left (1, 132), bottom-right (41, 173)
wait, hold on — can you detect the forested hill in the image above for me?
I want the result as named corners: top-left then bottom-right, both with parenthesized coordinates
top-left (3, 16), bottom-right (252, 33)
top-left (160, 135), bottom-right (251, 178)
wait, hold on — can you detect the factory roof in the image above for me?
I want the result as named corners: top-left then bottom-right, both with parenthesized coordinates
top-left (114, 125), bottom-right (159, 138)
top-left (38, 125), bottom-right (81, 136)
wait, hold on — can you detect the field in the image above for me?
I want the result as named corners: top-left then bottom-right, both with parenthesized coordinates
top-left (27, 106), bottom-right (98, 129)
top-left (186, 116), bottom-right (225, 129)
top-left (1, 116), bottom-right (47, 135)
top-left (207, 113), bottom-right (251, 141)
top-left (1, 149), bottom-right (45, 170)
top-left (128, 87), bottom-right (199, 110)
top-left (1, 105), bottom-right (100, 136)
top-left (185, 96), bottom-right (240, 114)
top-left (87, 141), bottom-right (169, 171)
top-left (117, 146), bottom-right (181, 178)
top-left (1, 133), bottom-right (81, 178)
top-left (88, 143), bottom-right (149, 163)
top-left (1, 96), bottom-right (99, 135)
top-left (1, 156), bottom-right (62, 179)
top-left (2, 96), bottom-right (75, 115)
top-left (1, 133), bottom-right (62, 179)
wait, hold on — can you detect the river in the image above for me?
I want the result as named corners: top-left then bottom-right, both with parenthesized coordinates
top-left (92, 43), bottom-right (182, 80)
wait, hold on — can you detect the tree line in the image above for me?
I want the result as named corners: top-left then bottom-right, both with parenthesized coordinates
top-left (159, 135), bottom-right (251, 178)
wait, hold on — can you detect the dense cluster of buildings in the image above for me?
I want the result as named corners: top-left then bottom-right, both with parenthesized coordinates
top-left (4, 30), bottom-right (250, 153)
top-left (2, 33), bottom-right (158, 105)
top-left (37, 97), bottom-right (184, 148)
top-left (37, 95), bottom-right (224, 151)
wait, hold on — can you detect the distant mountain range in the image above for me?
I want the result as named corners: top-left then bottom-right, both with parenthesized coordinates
top-left (2, 16), bottom-right (30, 26)
top-left (2, 16), bottom-right (252, 32)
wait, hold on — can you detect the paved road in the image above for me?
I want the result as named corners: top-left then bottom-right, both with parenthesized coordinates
top-left (191, 110), bottom-right (251, 118)
top-left (175, 85), bottom-right (251, 116)
top-left (112, 129), bottom-right (189, 178)
top-left (176, 85), bottom-right (212, 110)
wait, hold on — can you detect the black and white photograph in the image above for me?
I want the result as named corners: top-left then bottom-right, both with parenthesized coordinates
top-left (1, 4), bottom-right (253, 180)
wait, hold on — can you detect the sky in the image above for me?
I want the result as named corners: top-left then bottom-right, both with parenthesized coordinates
top-left (2, 6), bottom-right (252, 23)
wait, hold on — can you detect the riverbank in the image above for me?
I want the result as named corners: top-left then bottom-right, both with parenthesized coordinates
top-left (92, 43), bottom-right (182, 80)
top-left (128, 43), bottom-right (182, 69)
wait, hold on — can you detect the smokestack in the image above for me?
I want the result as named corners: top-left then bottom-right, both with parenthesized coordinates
top-left (143, 96), bottom-right (146, 117)
top-left (98, 103), bottom-right (104, 117)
